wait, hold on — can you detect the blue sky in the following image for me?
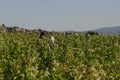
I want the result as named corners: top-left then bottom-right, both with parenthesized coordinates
top-left (0, 0), bottom-right (120, 31)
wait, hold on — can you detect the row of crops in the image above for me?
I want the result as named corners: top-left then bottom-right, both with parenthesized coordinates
top-left (0, 32), bottom-right (120, 80)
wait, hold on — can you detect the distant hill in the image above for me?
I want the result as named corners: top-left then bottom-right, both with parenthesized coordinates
top-left (57, 26), bottom-right (120, 35)
top-left (94, 26), bottom-right (120, 35)
top-left (1, 24), bottom-right (120, 35)
top-left (82, 26), bottom-right (120, 35)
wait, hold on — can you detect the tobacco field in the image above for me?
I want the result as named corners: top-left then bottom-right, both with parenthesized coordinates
top-left (0, 32), bottom-right (120, 80)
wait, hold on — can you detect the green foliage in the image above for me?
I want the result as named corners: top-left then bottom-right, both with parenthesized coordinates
top-left (0, 32), bottom-right (120, 80)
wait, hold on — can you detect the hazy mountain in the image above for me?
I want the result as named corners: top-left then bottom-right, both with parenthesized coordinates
top-left (94, 26), bottom-right (120, 34)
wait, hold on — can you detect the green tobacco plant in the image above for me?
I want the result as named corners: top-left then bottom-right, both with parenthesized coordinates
top-left (0, 32), bottom-right (120, 80)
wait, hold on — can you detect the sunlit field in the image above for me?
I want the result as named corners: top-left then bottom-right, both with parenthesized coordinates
top-left (0, 32), bottom-right (120, 80)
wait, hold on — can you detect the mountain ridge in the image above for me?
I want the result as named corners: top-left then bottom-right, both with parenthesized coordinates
top-left (93, 26), bottom-right (120, 34)
top-left (1, 24), bottom-right (120, 35)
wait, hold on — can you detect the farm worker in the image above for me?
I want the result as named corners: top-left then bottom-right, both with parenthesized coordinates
top-left (49, 36), bottom-right (55, 49)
